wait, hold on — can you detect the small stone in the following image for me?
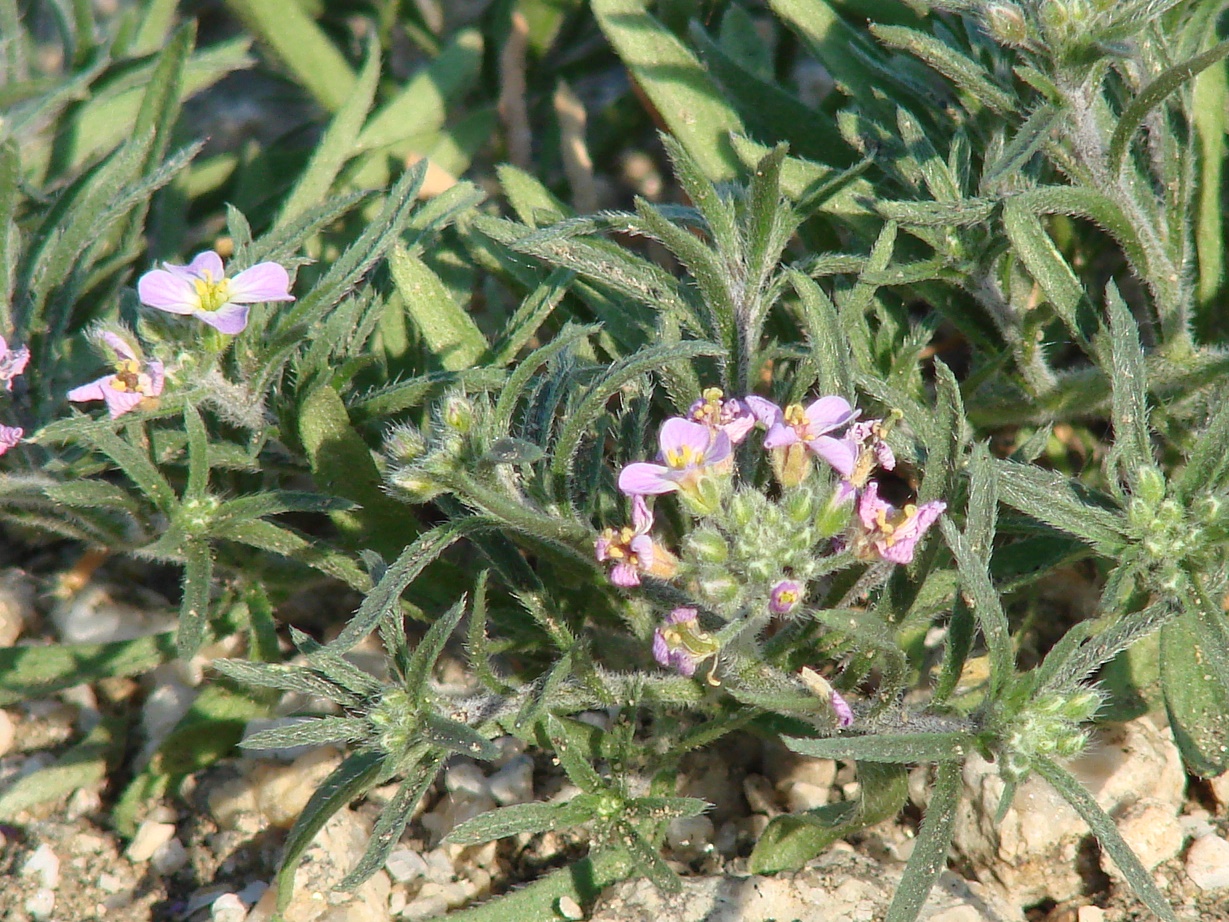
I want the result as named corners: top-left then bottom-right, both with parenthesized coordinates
top-left (0, 709), bottom-right (15, 757)
top-left (236, 882), bottom-right (268, 906)
top-left (444, 762), bottom-right (489, 797)
top-left (97, 872), bottom-right (127, 894)
top-left (782, 780), bottom-right (829, 813)
top-left (1110, 799), bottom-right (1183, 875)
top-left (742, 774), bottom-right (779, 816)
top-left (0, 570), bottom-right (33, 646)
top-left (388, 887), bottom-right (408, 915)
top-left (1209, 770), bottom-right (1229, 809)
top-left (666, 815), bottom-right (714, 854)
top-left (25, 889), bottom-right (55, 921)
top-left (251, 747), bottom-right (342, 828)
top-left (1077, 907), bottom-right (1106, 922)
top-left (211, 893), bottom-right (248, 922)
top-left (557, 895), bottom-right (584, 919)
top-left (1186, 834), bottom-right (1229, 890)
top-left (126, 820), bottom-right (177, 863)
top-left (385, 848), bottom-right (429, 884)
top-left (487, 755), bottom-right (533, 806)
top-left (65, 786), bottom-right (102, 820)
top-left (928, 906), bottom-right (982, 922)
top-left (151, 838), bottom-right (188, 876)
top-left (21, 845), bottom-right (60, 889)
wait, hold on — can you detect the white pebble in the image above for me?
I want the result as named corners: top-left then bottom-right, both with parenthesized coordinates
top-left (151, 838), bottom-right (189, 876)
top-left (782, 780), bottom-right (830, 812)
top-left (21, 844), bottom-right (61, 889)
top-left (97, 872), bottom-right (127, 894)
top-left (211, 892), bottom-right (248, 922)
top-left (487, 756), bottom-right (533, 806)
top-left (1186, 834), bottom-right (1229, 890)
top-left (0, 709), bottom-right (13, 757)
top-left (386, 848), bottom-right (429, 884)
top-left (444, 762), bottom-right (489, 797)
top-left (557, 895), bottom-right (584, 919)
top-left (140, 680), bottom-right (198, 760)
top-left (126, 820), bottom-right (176, 863)
top-left (25, 888), bottom-right (55, 920)
top-left (388, 887), bottom-right (408, 915)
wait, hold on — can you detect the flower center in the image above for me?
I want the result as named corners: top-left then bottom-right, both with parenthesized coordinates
top-left (875, 503), bottom-right (919, 546)
top-left (664, 444), bottom-right (702, 469)
top-left (193, 273), bottom-right (232, 313)
top-left (110, 360), bottom-right (142, 393)
top-left (783, 403), bottom-right (812, 439)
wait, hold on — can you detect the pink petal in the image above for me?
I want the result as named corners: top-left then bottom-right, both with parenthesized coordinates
top-left (610, 562), bottom-right (640, 587)
top-left (811, 435), bottom-right (857, 477)
top-left (705, 430), bottom-right (732, 466)
top-left (99, 332), bottom-right (137, 362)
top-left (102, 386), bottom-right (145, 419)
top-left (762, 423), bottom-right (800, 450)
top-left (138, 269), bottom-right (200, 314)
top-left (743, 395), bottom-right (782, 426)
top-left (631, 494), bottom-right (653, 532)
top-left (228, 262), bottom-right (294, 303)
top-left (185, 251), bottom-right (225, 279)
top-left (146, 360), bottom-right (166, 397)
top-left (658, 418), bottom-right (713, 460)
top-left (618, 462), bottom-right (676, 495)
top-left (805, 396), bottom-right (857, 434)
top-left (0, 425), bottom-right (22, 454)
top-left (67, 377), bottom-right (111, 404)
top-left (196, 303), bottom-right (250, 334)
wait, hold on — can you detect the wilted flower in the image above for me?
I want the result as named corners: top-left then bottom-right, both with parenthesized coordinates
top-left (0, 425), bottom-right (21, 456)
top-left (829, 688), bottom-right (855, 727)
top-left (854, 480), bottom-right (946, 565)
top-left (0, 337), bottom-right (30, 391)
top-left (799, 666), bottom-right (855, 728)
top-left (618, 418), bottom-right (732, 506)
top-left (67, 332), bottom-right (165, 419)
top-left (812, 418), bottom-right (896, 498)
top-left (688, 388), bottom-right (755, 444)
top-left (138, 250), bottom-right (293, 334)
top-left (596, 496), bottom-right (678, 586)
top-left (769, 579), bottom-right (804, 614)
top-left (652, 607), bottom-right (719, 678)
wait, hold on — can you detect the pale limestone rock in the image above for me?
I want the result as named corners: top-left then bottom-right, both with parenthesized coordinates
top-left (1185, 834), bottom-right (1229, 890)
top-left (250, 747), bottom-right (342, 828)
top-left (125, 819), bottom-right (176, 863)
top-left (1108, 799), bottom-right (1184, 878)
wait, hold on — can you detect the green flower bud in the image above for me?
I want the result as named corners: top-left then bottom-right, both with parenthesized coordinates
top-left (389, 463), bottom-right (445, 502)
top-left (983, 2), bottom-right (1029, 46)
top-left (697, 574), bottom-right (740, 604)
top-left (783, 488), bottom-right (816, 524)
top-left (385, 424), bottom-right (428, 465)
top-left (1135, 466), bottom-right (1166, 508)
top-left (686, 528), bottom-right (729, 563)
top-left (1060, 689), bottom-right (1102, 722)
top-left (442, 395), bottom-right (475, 433)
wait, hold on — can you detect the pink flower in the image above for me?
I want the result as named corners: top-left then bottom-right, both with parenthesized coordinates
top-left (812, 419), bottom-right (896, 497)
top-left (688, 388), bottom-right (755, 444)
top-left (854, 481), bottom-right (945, 565)
top-left (830, 688), bottom-right (855, 727)
top-left (0, 337), bottom-right (30, 390)
top-left (618, 418), bottom-right (732, 497)
top-left (138, 251), bottom-right (293, 334)
top-left (0, 425), bottom-right (22, 456)
top-left (759, 396), bottom-right (858, 451)
top-left (596, 496), bottom-right (677, 586)
top-left (769, 579), bottom-right (804, 614)
top-left (67, 333), bottom-right (165, 419)
top-left (652, 607), bottom-right (718, 678)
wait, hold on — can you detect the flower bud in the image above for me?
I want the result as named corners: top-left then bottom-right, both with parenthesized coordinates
top-left (388, 463), bottom-right (445, 502)
top-left (686, 528), bottom-right (729, 563)
top-left (385, 424), bottom-right (428, 465)
top-left (1135, 465), bottom-right (1166, 507)
top-left (696, 574), bottom-right (740, 604)
top-left (442, 395), bottom-right (475, 433)
top-left (983, 2), bottom-right (1029, 45)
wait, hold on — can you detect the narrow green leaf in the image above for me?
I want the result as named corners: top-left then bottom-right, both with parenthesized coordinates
top-left (1003, 198), bottom-right (1097, 346)
top-left (1109, 39), bottom-right (1229, 174)
top-left (940, 518), bottom-right (1013, 698)
top-left (0, 715), bottom-right (126, 820)
top-left (405, 599), bottom-right (468, 698)
top-left (388, 245), bottom-right (488, 371)
top-left (240, 716), bottom-right (368, 750)
top-left (872, 24), bottom-right (1016, 114)
top-left (1162, 605), bottom-right (1229, 777)
top-left (548, 714), bottom-right (608, 793)
top-left (1193, 51), bottom-right (1226, 310)
top-left (277, 39), bottom-right (381, 227)
top-left (592, 0), bottom-right (744, 181)
top-left (224, 0), bottom-right (354, 111)
top-left (885, 760), bottom-right (961, 922)
top-left (446, 799), bottom-right (599, 845)
top-left (177, 539), bottom-right (214, 658)
top-left (274, 749), bottom-right (387, 914)
top-left (489, 268), bottom-right (574, 367)
top-left (788, 270), bottom-right (853, 401)
top-left (80, 423), bottom-right (176, 513)
top-left (993, 459), bottom-right (1126, 555)
top-left (1034, 757), bottom-right (1179, 922)
top-left (1102, 281), bottom-right (1153, 487)
top-left (0, 632), bottom-right (174, 706)
top-left (783, 732), bottom-right (977, 763)
top-left (183, 402), bottom-right (210, 501)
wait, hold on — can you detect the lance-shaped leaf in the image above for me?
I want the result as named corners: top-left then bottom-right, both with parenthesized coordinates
top-left (239, 716), bottom-right (368, 751)
top-left (1102, 281), bottom-right (1153, 489)
top-left (420, 711), bottom-right (500, 762)
top-left (445, 795), bottom-right (605, 845)
top-left (0, 632), bottom-right (175, 706)
top-left (993, 459), bottom-right (1126, 555)
top-left (1162, 598), bottom-right (1229, 777)
top-left (176, 538), bottom-right (214, 658)
top-left (784, 732), bottom-right (977, 764)
top-left (885, 760), bottom-right (962, 922)
top-left (940, 519), bottom-right (1013, 699)
top-left (1034, 757), bottom-right (1178, 922)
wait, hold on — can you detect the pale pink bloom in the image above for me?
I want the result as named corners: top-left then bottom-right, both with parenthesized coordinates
top-left (854, 481), bottom-right (946, 565)
top-left (760, 396), bottom-right (858, 451)
top-left (652, 607), bottom-right (718, 678)
top-left (830, 688), bottom-right (855, 727)
top-left (0, 425), bottom-right (22, 456)
top-left (596, 496), bottom-right (662, 587)
top-left (688, 388), bottom-right (755, 444)
top-left (769, 579), bottom-right (804, 614)
top-left (0, 336), bottom-right (30, 390)
top-left (67, 333), bottom-right (165, 419)
top-left (618, 418), bottom-right (732, 497)
top-left (138, 250), bottom-right (293, 334)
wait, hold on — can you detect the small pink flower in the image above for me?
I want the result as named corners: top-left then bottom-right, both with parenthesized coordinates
top-left (761, 396), bottom-right (858, 451)
top-left (854, 481), bottom-right (945, 565)
top-left (596, 496), bottom-right (677, 586)
top-left (812, 419), bottom-right (896, 495)
top-left (138, 251), bottom-right (293, 334)
top-left (769, 579), bottom-right (804, 614)
top-left (830, 688), bottom-right (855, 727)
top-left (652, 607), bottom-right (718, 678)
top-left (67, 333), bottom-right (165, 419)
top-left (0, 336), bottom-right (30, 390)
top-left (688, 388), bottom-right (755, 444)
top-left (0, 425), bottom-right (22, 456)
top-left (618, 418), bottom-right (732, 497)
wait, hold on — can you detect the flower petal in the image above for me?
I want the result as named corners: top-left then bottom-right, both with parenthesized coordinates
top-left (197, 303), bottom-right (250, 335)
top-left (146, 360), bottom-right (166, 397)
top-left (185, 251), bottom-right (225, 279)
top-left (67, 377), bottom-right (111, 404)
top-left (762, 423), bottom-right (799, 450)
top-left (657, 418), bottom-right (713, 460)
top-left (99, 332), bottom-right (138, 362)
top-left (0, 425), bottom-right (23, 454)
top-left (228, 262), bottom-right (294, 303)
top-left (804, 395), bottom-right (857, 434)
top-left (743, 395), bottom-right (782, 426)
top-left (102, 386), bottom-right (145, 419)
top-left (138, 269), bottom-right (200, 314)
top-left (810, 435), bottom-right (857, 477)
top-left (618, 462), bottom-right (676, 495)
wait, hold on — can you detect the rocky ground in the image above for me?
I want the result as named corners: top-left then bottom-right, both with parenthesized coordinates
top-left (2, 569), bottom-right (1229, 922)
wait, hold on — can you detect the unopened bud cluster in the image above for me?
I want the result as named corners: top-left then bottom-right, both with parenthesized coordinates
top-left (384, 391), bottom-right (488, 503)
top-left (1001, 688), bottom-right (1103, 781)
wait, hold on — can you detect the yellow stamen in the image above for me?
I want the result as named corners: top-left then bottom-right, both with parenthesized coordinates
top-left (665, 445), bottom-right (700, 469)
top-left (193, 274), bottom-right (232, 313)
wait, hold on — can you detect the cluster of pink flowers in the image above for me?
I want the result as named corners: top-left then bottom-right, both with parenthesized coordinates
top-left (67, 252), bottom-right (293, 420)
top-left (597, 387), bottom-right (947, 703)
top-left (0, 336), bottom-right (30, 456)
